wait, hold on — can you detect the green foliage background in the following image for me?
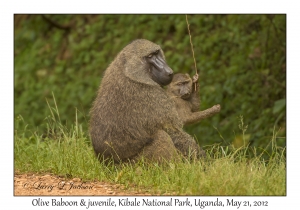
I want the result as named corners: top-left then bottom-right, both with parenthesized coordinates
top-left (14, 14), bottom-right (286, 149)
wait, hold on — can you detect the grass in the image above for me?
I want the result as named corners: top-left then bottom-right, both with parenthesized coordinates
top-left (14, 109), bottom-right (286, 195)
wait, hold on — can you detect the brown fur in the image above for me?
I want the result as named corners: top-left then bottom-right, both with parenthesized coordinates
top-left (166, 73), bottom-right (221, 125)
top-left (89, 40), bottom-right (204, 163)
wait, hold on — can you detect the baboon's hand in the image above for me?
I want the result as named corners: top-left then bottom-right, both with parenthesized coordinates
top-left (192, 74), bottom-right (199, 83)
top-left (212, 104), bottom-right (221, 112)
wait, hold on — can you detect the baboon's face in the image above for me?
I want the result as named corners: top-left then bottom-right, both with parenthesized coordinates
top-left (145, 50), bottom-right (174, 86)
top-left (170, 75), bottom-right (193, 100)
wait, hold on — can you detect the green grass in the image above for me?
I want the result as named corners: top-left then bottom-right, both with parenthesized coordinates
top-left (14, 112), bottom-right (286, 196)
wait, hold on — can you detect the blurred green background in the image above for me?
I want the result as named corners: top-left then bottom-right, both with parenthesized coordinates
top-left (14, 14), bottom-right (286, 149)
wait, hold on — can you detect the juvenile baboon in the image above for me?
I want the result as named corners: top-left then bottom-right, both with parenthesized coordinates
top-left (89, 39), bottom-right (204, 163)
top-left (166, 73), bottom-right (221, 125)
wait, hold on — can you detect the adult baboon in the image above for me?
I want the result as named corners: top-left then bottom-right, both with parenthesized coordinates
top-left (166, 73), bottom-right (221, 126)
top-left (89, 39), bottom-right (204, 163)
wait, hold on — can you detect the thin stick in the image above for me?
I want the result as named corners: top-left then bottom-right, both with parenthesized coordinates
top-left (185, 14), bottom-right (199, 91)
top-left (185, 14), bottom-right (198, 76)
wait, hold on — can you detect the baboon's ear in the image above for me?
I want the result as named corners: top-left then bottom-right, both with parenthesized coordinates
top-left (123, 56), bottom-right (159, 86)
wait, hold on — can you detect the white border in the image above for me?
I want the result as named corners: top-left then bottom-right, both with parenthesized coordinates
top-left (3, 0), bottom-right (299, 209)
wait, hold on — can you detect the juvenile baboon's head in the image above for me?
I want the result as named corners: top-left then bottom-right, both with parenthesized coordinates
top-left (167, 73), bottom-right (193, 99)
top-left (120, 39), bottom-right (174, 86)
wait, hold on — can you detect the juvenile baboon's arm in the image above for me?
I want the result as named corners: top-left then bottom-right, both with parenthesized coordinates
top-left (190, 84), bottom-right (200, 112)
top-left (183, 104), bottom-right (221, 125)
top-left (190, 75), bottom-right (200, 112)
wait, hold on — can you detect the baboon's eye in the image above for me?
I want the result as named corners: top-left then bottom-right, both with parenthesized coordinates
top-left (147, 50), bottom-right (159, 58)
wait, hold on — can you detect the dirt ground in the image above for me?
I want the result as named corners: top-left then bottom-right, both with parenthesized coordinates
top-left (14, 173), bottom-right (154, 196)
